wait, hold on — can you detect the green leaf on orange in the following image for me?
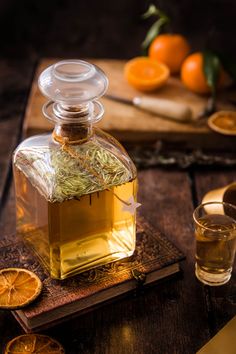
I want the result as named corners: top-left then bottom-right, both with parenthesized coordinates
top-left (142, 4), bottom-right (160, 19)
top-left (203, 50), bottom-right (221, 93)
top-left (142, 17), bottom-right (168, 50)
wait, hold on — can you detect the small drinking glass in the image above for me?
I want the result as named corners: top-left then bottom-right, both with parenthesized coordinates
top-left (193, 201), bottom-right (236, 286)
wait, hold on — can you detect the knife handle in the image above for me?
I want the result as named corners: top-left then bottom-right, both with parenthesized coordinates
top-left (133, 96), bottom-right (192, 122)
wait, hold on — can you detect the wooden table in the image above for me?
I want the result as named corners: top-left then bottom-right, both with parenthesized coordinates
top-left (0, 60), bottom-right (235, 354)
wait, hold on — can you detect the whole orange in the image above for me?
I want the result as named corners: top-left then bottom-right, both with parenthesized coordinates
top-left (180, 52), bottom-right (228, 94)
top-left (148, 34), bottom-right (190, 74)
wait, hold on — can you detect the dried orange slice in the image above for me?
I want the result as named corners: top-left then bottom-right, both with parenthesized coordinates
top-left (208, 111), bottom-right (236, 136)
top-left (124, 56), bottom-right (170, 91)
top-left (0, 268), bottom-right (42, 309)
top-left (4, 334), bottom-right (65, 353)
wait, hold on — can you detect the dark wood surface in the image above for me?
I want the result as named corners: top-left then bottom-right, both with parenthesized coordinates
top-left (0, 60), bottom-right (236, 354)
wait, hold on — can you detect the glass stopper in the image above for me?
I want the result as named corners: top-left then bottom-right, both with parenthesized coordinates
top-left (38, 60), bottom-right (108, 105)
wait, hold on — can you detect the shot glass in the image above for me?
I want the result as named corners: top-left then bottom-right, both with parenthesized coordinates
top-left (193, 201), bottom-right (236, 286)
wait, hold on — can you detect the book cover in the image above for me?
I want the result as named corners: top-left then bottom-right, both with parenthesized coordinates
top-left (0, 216), bottom-right (184, 332)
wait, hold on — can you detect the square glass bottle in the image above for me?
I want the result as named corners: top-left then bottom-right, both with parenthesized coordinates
top-left (13, 60), bottom-right (138, 279)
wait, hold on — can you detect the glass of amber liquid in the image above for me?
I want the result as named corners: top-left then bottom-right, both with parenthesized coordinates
top-left (193, 202), bottom-right (236, 286)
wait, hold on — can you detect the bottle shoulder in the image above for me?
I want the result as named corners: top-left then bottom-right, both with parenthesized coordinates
top-left (13, 129), bottom-right (137, 202)
top-left (15, 129), bottom-right (125, 152)
top-left (14, 133), bottom-right (52, 153)
top-left (93, 128), bottom-right (136, 173)
top-left (14, 129), bottom-right (136, 172)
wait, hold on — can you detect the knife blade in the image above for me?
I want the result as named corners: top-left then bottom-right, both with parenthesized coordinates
top-left (105, 94), bottom-right (193, 123)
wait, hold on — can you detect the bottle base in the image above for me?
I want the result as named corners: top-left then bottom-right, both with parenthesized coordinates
top-left (51, 228), bottom-right (136, 280)
top-left (56, 249), bottom-right (135, 280)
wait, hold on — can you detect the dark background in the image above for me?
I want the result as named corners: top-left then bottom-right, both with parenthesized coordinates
top-left (0, 0), bottom-right (235, 60)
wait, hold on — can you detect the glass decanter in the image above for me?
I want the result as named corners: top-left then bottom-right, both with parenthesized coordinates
top-left (13, 60), bottom-right (138, 280)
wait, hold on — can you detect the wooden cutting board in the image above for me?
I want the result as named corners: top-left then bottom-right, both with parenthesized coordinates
top-left (24, 58), bottom-right (236, 150)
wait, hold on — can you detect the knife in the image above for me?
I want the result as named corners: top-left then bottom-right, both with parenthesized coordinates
top-left (105, 94), bottom-right (193, 123)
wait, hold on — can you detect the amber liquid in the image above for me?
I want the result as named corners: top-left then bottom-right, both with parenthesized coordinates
top-left (14, 167), bottom-right (137, 279)
top-left (196, 214), bottom-right (236, 275)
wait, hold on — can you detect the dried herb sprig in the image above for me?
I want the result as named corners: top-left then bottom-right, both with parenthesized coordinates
top-left (15, 140), bottom-right (132, 203)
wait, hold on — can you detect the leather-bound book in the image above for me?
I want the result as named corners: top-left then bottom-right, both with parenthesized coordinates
top-left (0, 216), bottom-right (184, 332)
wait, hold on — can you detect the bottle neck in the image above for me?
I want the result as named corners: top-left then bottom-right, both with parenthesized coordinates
top-left (43, 100), bottom-right (104, 143)
top-left (48, 102), bottom-right (94, 144)
top-left (53, 122), bottom-right (93, 144)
